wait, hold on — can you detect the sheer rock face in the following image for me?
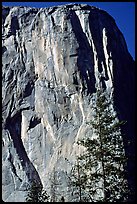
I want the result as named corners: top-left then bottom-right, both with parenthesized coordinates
top-left (2, 4), bottom-right (135, 202)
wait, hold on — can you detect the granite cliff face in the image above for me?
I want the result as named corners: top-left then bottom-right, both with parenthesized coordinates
top-left (2, 4), bottom-right (135, 202)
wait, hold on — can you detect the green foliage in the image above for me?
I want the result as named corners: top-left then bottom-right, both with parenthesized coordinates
top-left (70, 87), bottom-right (129, 202)
top-left (49, 167), bottom-right (63, 202)
top-left (25, 180), bottom-right (50, 202)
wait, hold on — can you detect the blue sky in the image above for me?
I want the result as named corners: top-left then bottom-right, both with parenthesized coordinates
top-left (2, 2), bottom-right (135, 59)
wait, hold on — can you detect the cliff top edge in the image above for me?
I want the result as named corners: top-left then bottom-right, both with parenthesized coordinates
top-left (2, 3), bottom-right (100, 11)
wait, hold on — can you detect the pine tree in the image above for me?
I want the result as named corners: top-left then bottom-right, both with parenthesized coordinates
top-left (69, 156), bottom-right (91, 202)
top-left (70, 86), bottom-right (129, 202)
top-left (25, 180), bottom-right (50, 202)
top-left (49, 167), bottom-right (62, 202)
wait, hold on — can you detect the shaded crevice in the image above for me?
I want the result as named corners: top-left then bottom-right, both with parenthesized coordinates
top-left (48, 6), bottom-right (58, 15)
top-left (52, 112), bottom-right (61, 129)
top-left (2, 6), bottom-right (10, 23)
top-left (28, 116), bottom-right (41, 130)
top-left (69, 53), bottom-right (78, 57)
top-left (2, 46), bottom-right (7, 54)
top-left (88, 10), bottom-right (108, 80)
top-left (10, 16), bottom-right (19, 35)
top-left (20, 51), bottom-right (26, 71)
top-left (7, 16), bottom-right (19, 37)
top-left (51, 16), bottom-right (55, 27)
top-left (23, 80), bottom-right (34, 98)
top-left (69, 10), bottom-right (96, 94)
top-left (5, 111), bottom-right (42, 186)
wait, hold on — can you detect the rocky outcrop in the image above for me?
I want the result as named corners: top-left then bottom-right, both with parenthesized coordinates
top-left (2, 4), bottom-right (135, 202)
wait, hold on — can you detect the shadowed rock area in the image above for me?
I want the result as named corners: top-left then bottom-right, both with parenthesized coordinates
top-left (2, 4), bottom-right (135, 202)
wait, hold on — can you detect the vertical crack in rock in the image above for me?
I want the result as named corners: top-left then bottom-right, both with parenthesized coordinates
top-left (88, 10), bottom-right (109, 89)
top-left (69, 10), bottom-right (96, 94)
top-left (5, 112), bottom-right (42, 186)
